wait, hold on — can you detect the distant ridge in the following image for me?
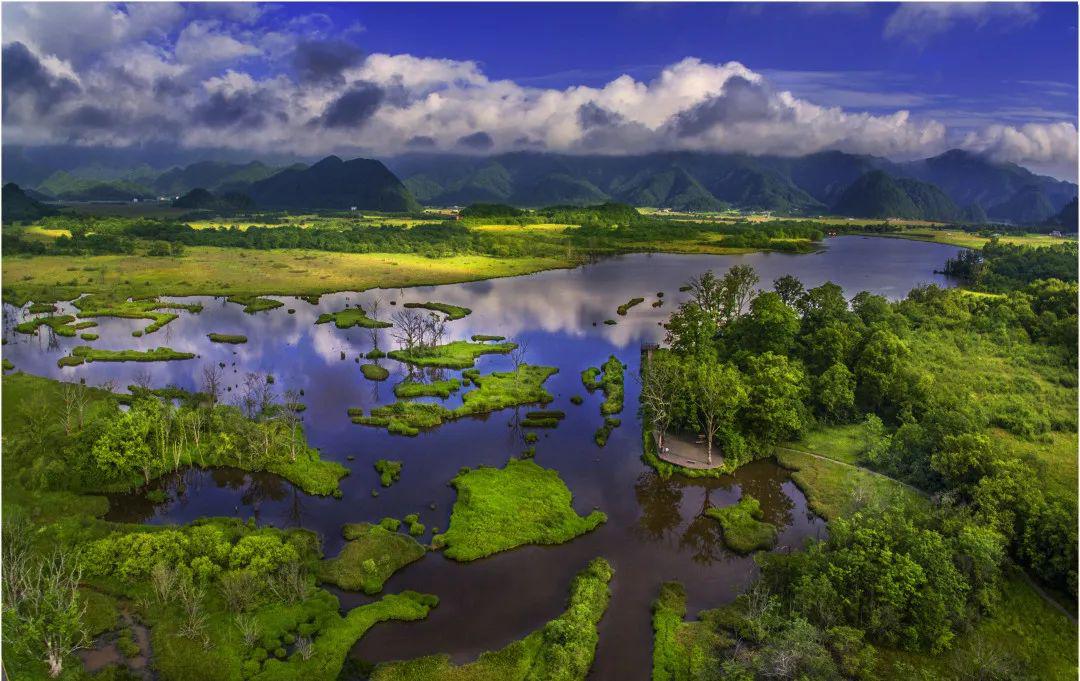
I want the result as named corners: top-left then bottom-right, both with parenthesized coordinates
top-left (246, 156), bottom-right (420, 212)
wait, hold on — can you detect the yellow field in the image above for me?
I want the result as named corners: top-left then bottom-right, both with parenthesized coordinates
top-left (470, 223), bottom-right (575, 233)
top-left (878, 229), bottom-right (1074, 249)
top-left (1, 246), bottom-right (576, 305)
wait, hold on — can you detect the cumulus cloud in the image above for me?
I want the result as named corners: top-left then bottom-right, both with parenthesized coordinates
top-left (1, 4), bottom-right (1075, 180)
top-left (884, 3), bottom-right (1037, 46)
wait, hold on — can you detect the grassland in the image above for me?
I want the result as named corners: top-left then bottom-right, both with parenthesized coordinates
top-left (371, 558), bottom-right (613, 681)
top-left (704, 494), bottom-right (778, 554)
top-left (1, 247), bottom-right (575, 306)
top-left (317, 522), bottom-right (426, 594)
top-left (869, 228), bottom-right (1076, 249)
top-left (432, 459), bottom-right (607, 561)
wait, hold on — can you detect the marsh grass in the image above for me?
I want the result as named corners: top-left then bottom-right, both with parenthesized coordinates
top-left (316, 308), bottom-right (391, 329)
top-left (361, 364), bottom-right (390, 381)
top-left (403, 301), bottom-right (472, 321)
top-left (317, 523), bottom-right (426, 595)
top-left (387, 340), bottom-right (517, 369)
top-left (704, 495), bottom-right (778, 554)
top-left (58, 345), bottom-right (196, 367)
top-left (208, 333), bottom-right (248, 344)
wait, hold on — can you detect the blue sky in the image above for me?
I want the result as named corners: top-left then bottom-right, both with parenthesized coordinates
top-left (2, 2), bottom-right (1077, 177)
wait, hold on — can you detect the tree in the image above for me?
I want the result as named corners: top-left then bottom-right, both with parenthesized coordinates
top-left (509, 337), bottom-right (529, 369)
top-left (60, 383), bottom-right (88, 435)
top-left (91, 405), bottom-right (154, 484)
top-left (664, 301), bottom-right (717, 359)
top-left (720, 264), bottom-right (760, 322)
top-left (774, 274), bottom-right (805, 307)
top-left (201, 365), bottom-right (224, 405)
top-left (727, 291), bottom-right (800, 356)
top-left (2, 549), bottom-right (88, 678)
top-left (814, 363), bottom-right (855, 424)
top-left (741, 352), bottom-right (807, 443)
top-left (854, 328), bottom-right (908, 410)
top-left (639, 351), bottom-right (683, 453)
top-left (278, 389), bottom-right (303, 462)
top-left (691, 359), bottom-right (747, 465)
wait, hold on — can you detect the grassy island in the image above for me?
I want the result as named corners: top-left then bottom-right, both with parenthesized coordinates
top-left (361, 364), bottom-right (390, 381)
top-left (228, 294), bottom-right (284, 313)
top-left (704, 494), bottom-right (778, 554)
top-left (58, 345), bottom-right (196, 367)
top-left (617, 297), bottom-right (645, 315)
top-left (371, 558), bottom-right (613, 681)
top-left (16, 314), bottom-right (81, 337)
top-left (316, 307), bottom-right (391, 329)
top-left (72, 293), bottom-right (202, 335)
top-left (317, 522), bottom-right (426, 594)
top-left (208, 333), bottom-right (248, 344)
top-left (387, 340), bottom-right (516, 369)
top-left (432, 458), bottom-right (606, 561)
top-left (374, 459), bottom-right (403, 487)
top-left (403, 301), bottom-right (472, 320)
top-left (351, 365), bottom-right (557, 435)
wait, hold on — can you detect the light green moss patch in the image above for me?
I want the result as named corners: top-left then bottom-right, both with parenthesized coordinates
top-left (317, 523), bottom-right (426, 594)
top-left (433, 458), bottom-right (606, 561)
top-left (374, 459), bottom-right (403, 487)
top-left (403, 301), bottom-right (472, 320)
top-left (387, 340), bottom-right (516, 369)
top-left (316, 307), bottom-right (391, 329)
top-left (704, 494), bottom-right (778, 554)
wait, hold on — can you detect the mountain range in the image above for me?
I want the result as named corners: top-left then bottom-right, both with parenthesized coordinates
top-left (387, 149), bottom-right (1076, 225)
top-left (5, 148), bottom-right (1076, 226)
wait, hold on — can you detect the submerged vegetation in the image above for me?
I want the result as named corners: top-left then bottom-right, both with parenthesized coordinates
top-left (433, 459), bottom-right (607, 561)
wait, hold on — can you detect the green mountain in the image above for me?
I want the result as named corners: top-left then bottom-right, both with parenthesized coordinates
top-left (36, 171), bottom-right (155, 201)
top-left (172, 188), bottom-right (254, 211)
top-left (832, 171), bottom-right (959, 221)
top-left (1045, 197), bottom-right (1078, 231)
top-left (154, 161), bottom-right (283, 196)
top-left (246, 156), bottom-right (420, 212)
top-left (2, 183), bottom-right (56, 223)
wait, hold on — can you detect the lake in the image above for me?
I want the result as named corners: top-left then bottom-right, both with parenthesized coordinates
top-left (1, 236), bottom-right (962, 679)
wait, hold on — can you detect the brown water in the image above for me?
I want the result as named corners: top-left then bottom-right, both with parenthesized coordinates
top-left (2, 237), bottom-right (962, 679)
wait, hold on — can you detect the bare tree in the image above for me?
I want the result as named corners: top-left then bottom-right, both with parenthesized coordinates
top-left (367, 296), bottom-right (384, 349)
top-left (132, 369), bottom-right (153, 392)
top-left (60, 383), bottom-right (88, 435)
top-left (237, 372), bottom-right (274, 421)
top-left (508, 338), bottom-right (529, 369)
top-left (201, 365), bottom-right (224, 405)
top-left (98, 378), bottom-right (119, 395)
top-left (392, 307), bottom-right (425, 352)
top-left (279, 389), bottom-right (303, 462)
top-left (639, 354), bottom-right (681, 453)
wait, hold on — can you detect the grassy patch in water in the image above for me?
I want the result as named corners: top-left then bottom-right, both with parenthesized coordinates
top-left (58, 345), bottom-right (195, 367)
top-left (387, 340), bottom-right (516, 369)
top-left (522, 409), bottom-right (566, 428)
top-left (27, 301), bottom-right (57, 314)
top-left (16, 314), bottom-right (79, 337)
top-left (596, 355), bottom-right (625, 416)
top-left (352, 365), bottom-right (557, 435)
top-left (316, 307), bottom-right (391, 329)
top-left (404, 513), bottom-right (425, 536)
top-left (80, 332), bottom-right (98, 341)
top-left (594, 417), bottom-right (621, 446)
top-left (403, 301), bottom-right (472, 320)
top-left (228, 294), bottom-right (284, 313)
top-left (73, 293), bottom-right (202, 334)
top-left (361, 364), bottom-right (390, 381)
top-left (371, 557), bottom-right (613, 681)
top-left (704, 494), bottom-right (778, 554)
top-left (374, 459), bottom-right (403, 487)
top-left (432, 458), bottom-right (606, 561)
top-left (365, 348), bottom-right (386, 359)
top-left (471, 334), bottom-right (505, 342)
top-left (393, 378), bottom-right (461, 399)
top-left (651, 581), bottom-right (728, 681)
top-left (2, 358), bottom-right (13, 371)
top-left (208, 333), bottom-right (248, 344)
top-left (317, 522), bottom-right (426, 594)
top-left (617, 297), bottom-right (645, 315)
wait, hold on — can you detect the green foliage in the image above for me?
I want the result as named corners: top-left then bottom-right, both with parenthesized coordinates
top-left (318, 523), bottom-right (426, 594)
top-left (371, 558), bottom-right (613, 681)
top-left (393, 378), bottom-right (461, 399)
top-left (705, 495), bottom-right (778, 554)
top-left (433, 459), bottom-right (606, 561)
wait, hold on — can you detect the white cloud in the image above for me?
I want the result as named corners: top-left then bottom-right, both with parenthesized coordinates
top-left (960, 122), bottom-right (1078, 175)
top-left (174, 20), bottom-right (261, 65)
top-left (884, 3), bottom-right (1037, 46)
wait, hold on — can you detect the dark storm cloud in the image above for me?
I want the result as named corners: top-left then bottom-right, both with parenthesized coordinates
top-left (457, 131), bottom-right (494, 151)
top-left (1, 41), bottom-right (80, 115)
top-left (320, 82), bottom-right (384, 128)
top-left (293, 39), bottom-right (364, 85)
top-left (193, 88), bottom-right (279, 129)
top-left (672, 76), bottom-right (786, 137)
top-left (63, 105), bottom-right (118, 129)
top-left (577, 102), bottom-right (624, 129)
top-left (406, 135), bottom-right (437, 149)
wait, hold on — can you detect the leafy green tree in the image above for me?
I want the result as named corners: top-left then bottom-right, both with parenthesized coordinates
top-left (854, 328), bottom-right (908, 410)
top-left (814, 363), bottom-right (855, 423)
top-left (691, 360), bottom-right (748, 465)
top-left (90, 405), bottom-right (155, 484)
top-left (773, 274), bottom-right (805, 307)
top-left (727, 291), bottom-right (799, 356)
top-left (741, 352), bottom-right (806, 443)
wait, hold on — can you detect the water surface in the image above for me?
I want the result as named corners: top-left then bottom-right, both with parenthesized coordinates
top-left (2, 237), bottom-right (961, 679)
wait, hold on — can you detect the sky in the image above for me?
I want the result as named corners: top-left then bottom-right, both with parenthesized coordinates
top-left (2, 2), bottom-right (1077, 179)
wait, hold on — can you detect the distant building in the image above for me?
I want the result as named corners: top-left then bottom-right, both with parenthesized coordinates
top-left (350, 206), bottom-right (357, 211)
top-left (1050, 230), bottom-right (1063, 237)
